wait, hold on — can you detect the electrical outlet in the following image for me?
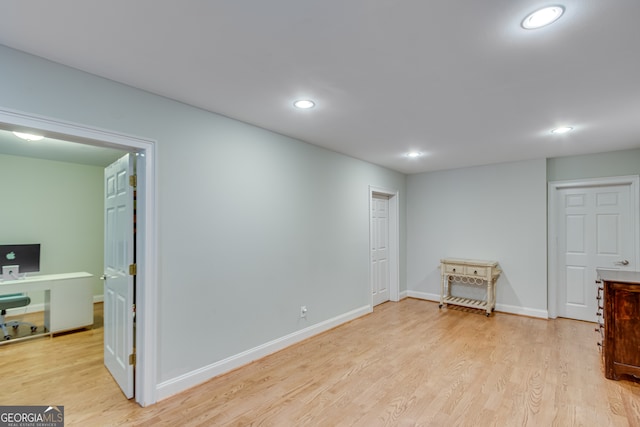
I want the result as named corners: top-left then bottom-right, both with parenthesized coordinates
top-left (300, 305), bottom-right (308, 318)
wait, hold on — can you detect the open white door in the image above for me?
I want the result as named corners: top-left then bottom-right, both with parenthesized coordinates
top-left (103, 154), bottom-right (135, 398)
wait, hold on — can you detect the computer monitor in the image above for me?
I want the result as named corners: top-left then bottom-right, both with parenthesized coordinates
top-left (0, 244), bottom-right (40, 279)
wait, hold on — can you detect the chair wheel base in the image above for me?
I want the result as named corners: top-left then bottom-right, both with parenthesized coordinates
top-left (3, 335), bottom-right (10, 340)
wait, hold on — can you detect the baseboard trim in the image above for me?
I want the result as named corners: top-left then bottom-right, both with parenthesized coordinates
top-left (406, 290), bottom-right (440, 302)
top-left (156, 304), bottom-right (373, 401)
top-left (494, 303), bottom-right (548, 319)
top-left (406, 290), bottom-right (548, 319)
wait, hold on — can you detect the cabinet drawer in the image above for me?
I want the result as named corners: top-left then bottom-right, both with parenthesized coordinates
top-left (465, 266), bottom-right (487, 277)
top-left (443, 264), bottom-right (463, 275)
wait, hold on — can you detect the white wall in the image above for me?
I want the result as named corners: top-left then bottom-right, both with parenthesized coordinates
top-left (0, 45), bottom-right (406, 397)
top-left (0, 153), bottom-right (104, 301)
top-left (406, 158), bottom-right (548, 317)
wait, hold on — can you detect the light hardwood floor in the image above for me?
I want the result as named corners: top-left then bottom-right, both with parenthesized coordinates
top-left (1, 299), bottom-right (639, 426)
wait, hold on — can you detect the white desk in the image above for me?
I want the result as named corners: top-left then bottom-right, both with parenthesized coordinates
top-left (0, 272), bottom-right (93, 334)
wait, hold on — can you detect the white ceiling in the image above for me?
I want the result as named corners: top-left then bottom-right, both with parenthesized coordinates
top-left (1, 0), bottom-right (639, 174)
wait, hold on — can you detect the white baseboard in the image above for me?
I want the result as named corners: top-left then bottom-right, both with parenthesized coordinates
top-left (406, 290), bottom-right (548, 319)
top-left (494, 303), bottom-right (548, 319)
top-left (406, 290), bottom-right (440, 302)
top-left (156, 304), bottom-right (373, 401)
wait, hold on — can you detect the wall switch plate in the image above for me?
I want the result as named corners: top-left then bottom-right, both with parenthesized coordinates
top-left (300, 305), bottom-right (307, 318)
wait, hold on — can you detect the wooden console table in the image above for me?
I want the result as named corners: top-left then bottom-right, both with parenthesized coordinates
top-left (439, 258), bottom-right (501, 317)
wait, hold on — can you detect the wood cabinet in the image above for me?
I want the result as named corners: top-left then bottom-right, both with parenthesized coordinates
top-left (596, 269), bottom-right (640, 381)
top-left (439, 258), bottom-right (501, 317)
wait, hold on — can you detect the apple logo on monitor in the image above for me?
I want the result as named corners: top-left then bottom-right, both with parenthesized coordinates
top-left (6, 251), bottom-right (16, 261)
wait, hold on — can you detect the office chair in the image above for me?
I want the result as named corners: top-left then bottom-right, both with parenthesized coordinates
top-left (0, 293), bottom-right (38, 340)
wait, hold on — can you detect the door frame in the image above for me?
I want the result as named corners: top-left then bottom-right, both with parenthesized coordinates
top-left (369, 186), bottom-right (400, 305)
top-left (548, 175), bottom-right (640, 319)
top-left (0, 107), bottom-right (158, 406)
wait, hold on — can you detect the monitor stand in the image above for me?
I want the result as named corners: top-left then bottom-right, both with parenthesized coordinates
top-left (1, 265), bottom-right (24, 281)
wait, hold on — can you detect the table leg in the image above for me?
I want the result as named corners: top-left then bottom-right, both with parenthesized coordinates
top-left (486, 279), bottom-right (493, 316)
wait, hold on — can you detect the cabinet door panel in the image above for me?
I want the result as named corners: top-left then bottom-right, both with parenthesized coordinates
top-left (613, 287), bottom-right (640, 368)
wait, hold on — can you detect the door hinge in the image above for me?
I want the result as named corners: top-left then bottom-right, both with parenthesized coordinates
top-left (129, 353), bottom-right (136, 366)
top-left (129, 174), bottom-right (137, 188)
top-left (129, 264), bottom-right (137, 276)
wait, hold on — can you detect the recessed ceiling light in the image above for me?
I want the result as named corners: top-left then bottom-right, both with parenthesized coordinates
top-left (551, 126), bottom-right (573, 134)
top-left (405, 151), bottom-right (423, 158)
top-left (293, 99), bottom-right (315, 109)
top-left (13, 131), bottom-right (45, 141)
top-left (521, 6), bottom-right (565, 30)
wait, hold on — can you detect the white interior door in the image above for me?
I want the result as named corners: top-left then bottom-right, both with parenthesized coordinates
top-left (557, 183), bottom-right (636, 322)
top-left (104, 154), bottom-right (135, 398)
top-left (371, 193), bottom-right (390, 306)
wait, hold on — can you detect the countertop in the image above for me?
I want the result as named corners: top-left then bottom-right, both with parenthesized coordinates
top-left (597, 269), bottom-right (640, 284)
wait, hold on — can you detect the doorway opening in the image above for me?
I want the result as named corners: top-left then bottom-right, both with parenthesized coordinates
top-left (0, 107), bottom-right (157, 406)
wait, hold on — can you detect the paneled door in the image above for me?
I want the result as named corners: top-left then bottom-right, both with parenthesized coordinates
top-left (557, 184), bottom-right (636, 322)
top-left (371, 193), bottom-right (390, 306)
top-left (103, 154), bottom-right (135, 398)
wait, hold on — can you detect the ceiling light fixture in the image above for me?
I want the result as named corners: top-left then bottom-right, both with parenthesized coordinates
top-left (13, 131), bottom-right (45, 141)
top-left (521, 6), bottom-right (565, 29)
top-left (551, 126), bottom-right (573, 134)
top-left (293, 99), bottom-right (315, 109)
top-left (405, 151), bottom-right (423, 158)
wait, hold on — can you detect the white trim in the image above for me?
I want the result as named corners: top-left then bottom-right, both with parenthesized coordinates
top-left (406, 290), bottom-right (440, 302)
top-left (407, 291), bottom-right (548, 319)
top-left (548, 175), bottom-right (640, 319)
top-left (156, 304), bottom-right (372, 401)
top-left (494, 303), bottom-right (548, 319)
top-left (0, 107), bottom-right (158, 407)
top-left (369, 186), bottom-right (400, 305)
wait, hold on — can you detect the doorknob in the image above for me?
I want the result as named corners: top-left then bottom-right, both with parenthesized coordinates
top-left (615, 259), bottom-right (630, 266)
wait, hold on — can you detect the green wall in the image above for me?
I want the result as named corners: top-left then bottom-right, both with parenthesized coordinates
top-left (0, 153), bottom-right (104, 304)
top-left (547, 148), bottom-right (640, 181)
